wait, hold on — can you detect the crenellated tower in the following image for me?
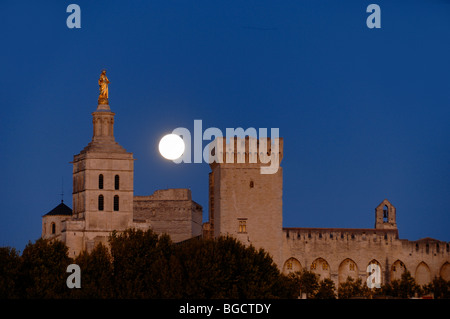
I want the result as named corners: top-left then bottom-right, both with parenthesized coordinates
top-left (207, 136), bottom-right (284, 266)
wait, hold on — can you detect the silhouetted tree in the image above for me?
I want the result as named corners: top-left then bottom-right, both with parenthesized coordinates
top-left (174, 235), bottom-right (283, 298)
top-left (422, 277), bottom-right (450, 299)
top-left (109, 229), bottom-right (174, 298)
top-left (0, 247), bottom-right (21, 298)
top-left (381, 270), bottom-right (420, 298)
top-left (288, 270), bottom-right (319, 298)
top-left (314, 278), bottom-right (336, 299)
top-left (70, 243), bottom-right (114, 298)
top-left (271, 273), bottom-right (301, 298)
top-left (19, 238), bottom-right (72, 298)
top-left (338, 277), bottom-right (372, 299)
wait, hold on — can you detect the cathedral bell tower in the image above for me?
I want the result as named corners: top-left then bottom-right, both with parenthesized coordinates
top-left (67, 70), bottom-right (135, 255)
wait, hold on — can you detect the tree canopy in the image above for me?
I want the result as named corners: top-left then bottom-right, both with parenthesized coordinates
top-left (0, 230), bottom-right (298, 299)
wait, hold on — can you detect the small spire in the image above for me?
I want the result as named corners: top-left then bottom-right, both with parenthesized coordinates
top-left (60, 177), bottom-right (64, 203)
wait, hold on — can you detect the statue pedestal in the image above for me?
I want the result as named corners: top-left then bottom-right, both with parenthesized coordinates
top-left (96, 100), bottom-right (110, 111)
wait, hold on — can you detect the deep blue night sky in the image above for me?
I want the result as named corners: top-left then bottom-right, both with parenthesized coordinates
top-left (1, 0), bottom-right (449, 251)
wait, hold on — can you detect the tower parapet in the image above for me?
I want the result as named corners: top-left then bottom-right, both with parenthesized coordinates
top-left (208, 136), bottom-right (283, 174)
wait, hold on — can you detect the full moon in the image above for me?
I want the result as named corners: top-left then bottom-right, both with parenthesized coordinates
top-left (158, 134), bottom-right (185, 160)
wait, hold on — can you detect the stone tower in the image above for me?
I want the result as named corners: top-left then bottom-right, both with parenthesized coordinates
top-left (64, 71), bottom-right (135, 256)
top-left (207, 136), bottom-right (284, 266)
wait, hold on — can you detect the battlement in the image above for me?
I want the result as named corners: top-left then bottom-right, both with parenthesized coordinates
top-left (283, 227), bottom-right (450, 255)
top-left (283, 227), bottom-right (399, 242)
top-left (208, 136), bottom-right (283, 170)
top-left (402, 237), bottom-right (450, 255)
top-left (134, 188), bottom-right (193, 201)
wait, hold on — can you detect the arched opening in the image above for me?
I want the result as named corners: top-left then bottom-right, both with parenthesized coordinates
top-left (390, 260), bottom-right (406, 282)
top-left (51, 222), bottom-right (56, 234)
top-left (383, 205), bottom-right (389, 223)
top-left (367, 259), bottom-right (382, 287)
top-left (338, 258), bottom-right (359, 284)
top-left (311, 257), bottom-right (331, 279)
top-left (114, 175), bottom-right (120, 190)
top-left (282, 257), bottom-right (302, 274)
top-left (98, 195), bottom-right (104, 211)
top-left (99, 174), bottom-right (104, 189)
top-left (415, 262), bottom-right (431, 286)
top-left (114, 195), bottom-right (119, 211)
top-left (440, 262), bottom-right (450, 281)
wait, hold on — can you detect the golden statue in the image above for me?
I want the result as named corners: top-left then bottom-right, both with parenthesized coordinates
top-left (98, 70), bottom-right (110, 104)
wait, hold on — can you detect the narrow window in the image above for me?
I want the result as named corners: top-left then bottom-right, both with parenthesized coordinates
top-left (115, 175), bottom-right (120, 190)
top-left (383, 205), bottom-right (389, 223)
top-left (286, 260), bottom-right (293, 270)
top-left (99, 174), bottom-right (104, 189)
top-left (98, 195), bottom-right (104, 211)
top-left (238, 219), bottom-right (247, 233)
top-left (249, 181), bottom-right (254, 188)
top-left (114, 195), bottom-right (119, 211)
top-left (51, 222), bottom-right (56, 234)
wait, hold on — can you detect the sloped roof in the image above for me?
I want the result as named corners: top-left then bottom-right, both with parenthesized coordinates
top-left (43, 201), bottom-right (72, 217)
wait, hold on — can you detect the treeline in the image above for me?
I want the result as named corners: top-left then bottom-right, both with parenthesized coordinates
top-left (0, 230), bottom-right (296, 299)
top-left (0, 229), bottom-right (449, 299)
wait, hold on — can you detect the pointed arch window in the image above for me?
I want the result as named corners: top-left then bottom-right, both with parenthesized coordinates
top-left (98, 195), bottom-right (104, 211)
top-left (383, 205), bottom-right (389, 222)
top-left (114, 195), bottom-right (119, 211)
top-left (99, 174), bottom-right (104, 189)
top-left (114, 175), bottom-right (120, 190)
